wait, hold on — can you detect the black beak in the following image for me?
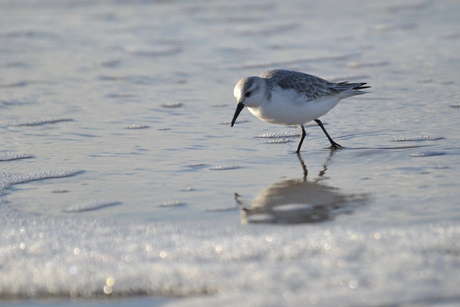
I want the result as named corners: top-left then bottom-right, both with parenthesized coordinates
top-left (231, 102), bottom-right (245, 127)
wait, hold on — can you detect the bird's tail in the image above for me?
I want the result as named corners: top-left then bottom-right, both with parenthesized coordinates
top-left (336, 81), bottom-right (371, 98)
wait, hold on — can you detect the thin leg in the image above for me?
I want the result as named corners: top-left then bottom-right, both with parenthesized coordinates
top-left (296, 125), bottom-right (306, 153)
top-left (314, 119), bottom-right (342, 150)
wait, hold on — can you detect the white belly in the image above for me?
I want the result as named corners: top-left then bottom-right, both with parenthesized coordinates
top-left (248, 88), bottom-right (341, 125)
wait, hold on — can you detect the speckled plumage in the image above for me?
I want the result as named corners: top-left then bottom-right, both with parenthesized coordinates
top-left (231, 69), bottom-right (370, 153)
top-left (262, 70), bottom-right (341, 99)
top-left (237, 69), bottom-right (367, 101)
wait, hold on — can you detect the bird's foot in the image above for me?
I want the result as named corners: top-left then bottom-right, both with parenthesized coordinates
top-left (329, 142), bottom-right (344, 150)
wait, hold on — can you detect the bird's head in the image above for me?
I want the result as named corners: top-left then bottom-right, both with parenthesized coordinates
top-left (231, 76), bottom-right (265, 127)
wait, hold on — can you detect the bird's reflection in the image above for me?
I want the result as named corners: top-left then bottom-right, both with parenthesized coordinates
top-left (237, 153), bottom-right (369, 224)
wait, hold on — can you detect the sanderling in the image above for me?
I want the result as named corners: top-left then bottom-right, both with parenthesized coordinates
top-left (231, 69), bottom-right (370, 153)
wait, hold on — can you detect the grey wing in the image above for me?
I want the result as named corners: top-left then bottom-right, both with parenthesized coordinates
top-left (261, 70), bottom-right (339, 100)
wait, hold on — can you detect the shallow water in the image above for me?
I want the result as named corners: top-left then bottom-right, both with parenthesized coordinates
top-left (1, 0), bottom-right (460, 306)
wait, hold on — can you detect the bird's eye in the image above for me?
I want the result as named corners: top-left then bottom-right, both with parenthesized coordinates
top-left (244, 91), bottom-right (251, 98)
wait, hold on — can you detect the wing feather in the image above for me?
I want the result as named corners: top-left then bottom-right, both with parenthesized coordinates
top-left (260, 69), bottom-right (368, 100)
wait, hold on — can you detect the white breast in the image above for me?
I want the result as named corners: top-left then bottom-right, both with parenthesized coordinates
top-left (248, 86), bottom-right (341, 125)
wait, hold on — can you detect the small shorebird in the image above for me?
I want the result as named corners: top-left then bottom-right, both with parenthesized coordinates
top-left (231, 69), bottom-right (370, 153)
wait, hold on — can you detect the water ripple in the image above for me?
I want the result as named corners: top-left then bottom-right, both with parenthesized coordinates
top-left (161, 102), bottom-right (183, 108)
top-left (220, 119), bottom-right (249, 125)
top-left (9, 118), bottom-right (73, 127)
top-left (372, 23), bottom-right (417, 32)
top-left (225, 22), bottom-right (297, 36)
top-left (233, 54), bottom-right (358, 70)
top-left (127, 124), bottom-right (149, 129)
top-left (0, 61), bottom-right (27, 68)
top-left (256, 131), bottom-right (300, 138)
top-left (159, 201), bottom-right (186, 207)
top-left (268, 139), bottom-right (291, 144)
top-left (410, 151), bottom-right (446, 157)
top-left (347, 61), bottom-right (389, 69)
top-left (0, 153), bottom-right (34, 162)
top-left (0, 170), bottom-right (83, 190)
top-left (206, 205), bottom-right (239, 212)
top-left (392, 135), bottom-right (444, 142)
top-left (0, 81), bottom-right (29, 88)
top-left (123, 46), bottom-right (181, 57)
top-left (64, 200), bottom-right (121, 213)
top-left (209, 165), bottom-right (239, 171)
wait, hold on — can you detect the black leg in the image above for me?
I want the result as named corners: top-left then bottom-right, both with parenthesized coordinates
top-left (296, 125), bottom-right (306, 153)
top-left (314, 119), bottom-right (342, 150)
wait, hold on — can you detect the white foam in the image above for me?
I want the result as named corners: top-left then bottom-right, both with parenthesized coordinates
top-left (1, 204), bottom-right (459, 306)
